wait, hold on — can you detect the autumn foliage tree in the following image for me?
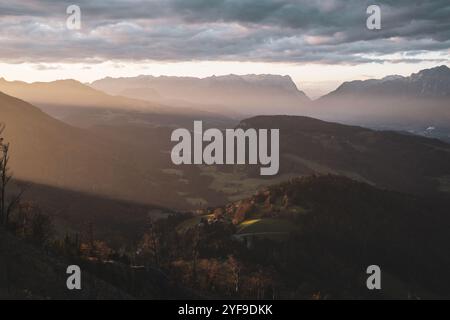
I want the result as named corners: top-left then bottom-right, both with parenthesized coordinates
top-left (227, 255), bottom-right (242, 295)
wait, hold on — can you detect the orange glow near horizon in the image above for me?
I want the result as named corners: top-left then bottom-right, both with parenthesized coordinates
top-left (0, 60), bottom-right (448, 99)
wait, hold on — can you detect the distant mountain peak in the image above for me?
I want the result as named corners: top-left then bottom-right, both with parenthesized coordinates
top-left (420, 65), bottom-right (450, 73)
top-left (381, 75), bottom-right (404, 82)
top-left (51, 79), bottom-right (84, 85)
top-left (91, 73), bottom-right (310, 116)
top-left (412, 65), bottom-right (450, 79)
top-left (322, 65), bottom-right (450, 99)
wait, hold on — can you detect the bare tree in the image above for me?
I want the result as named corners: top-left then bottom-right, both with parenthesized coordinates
top-left (87, 221), bottom-right (96, 256)
top-left (0, 124), bottom-right (25, 227)
top-left (0, 124), bottom-right (12, 226)
top-left (139, 218), bottom-right (162, 267)
top-left (191, 228), bottom-right (200, 286)
top-left (205, 259), bottom-right (220, 292)
top-left (29, 207), bottom-right (54, 246)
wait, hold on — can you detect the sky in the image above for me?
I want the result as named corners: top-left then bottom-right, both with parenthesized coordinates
top-left (0, 0), bottom-right (449, 99)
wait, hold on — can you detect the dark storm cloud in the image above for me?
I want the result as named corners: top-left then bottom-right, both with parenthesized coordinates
top-left (0, 0), bottom-right (449, 64)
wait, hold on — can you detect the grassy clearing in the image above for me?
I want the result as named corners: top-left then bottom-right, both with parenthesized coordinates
top-left (199, 166), bottom-right (297, 202)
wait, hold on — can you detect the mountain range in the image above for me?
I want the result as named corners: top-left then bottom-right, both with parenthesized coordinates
top-left (91, 74), bottom-right (310, 117)
top-left (311, 66), bottom-right (450, 142)
top-left (89, 66), bottom-right (450, 142)
top-left (1, 83), bottom-right (450, 211)
top-left (0, 77), bottom-right (234, 129)
top-left (3, 66), bottom-right (449, 141)
top-left (322, 65), bottom-right (450, 99)
top-left (1, 65), bottom-right (450, 209)
top-left (1, 66), bottom-right (450, 299)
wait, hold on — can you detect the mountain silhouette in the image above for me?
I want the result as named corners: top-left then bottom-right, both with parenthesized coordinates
top-left (310, 66), bottom-right (450, 142)
top-left (91, 74), bottom-right (310, 116)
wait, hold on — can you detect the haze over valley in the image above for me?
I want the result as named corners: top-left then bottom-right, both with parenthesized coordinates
top-left (1, 65), bottom-right (450, 211)
top-left (1, 0), bottom-right (450, 300)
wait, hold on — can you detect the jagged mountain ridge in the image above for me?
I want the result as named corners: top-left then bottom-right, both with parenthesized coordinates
top-left (91, 74), bottom-right (310, 116)
top-left (321, 65), bottom-right (450, 99)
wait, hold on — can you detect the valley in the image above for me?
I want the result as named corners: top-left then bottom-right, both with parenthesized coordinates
top-left (1, 65), bottom-right (450, 299)
top-left (2, 0), bottom-right (450, 301)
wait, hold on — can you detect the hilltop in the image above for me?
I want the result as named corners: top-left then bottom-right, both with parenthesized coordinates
top-left (173, 175), bottom-right (450, 299)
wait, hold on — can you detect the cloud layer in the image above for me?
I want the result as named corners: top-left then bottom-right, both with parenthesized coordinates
top-left (1, 0), bottom-right (449, 64)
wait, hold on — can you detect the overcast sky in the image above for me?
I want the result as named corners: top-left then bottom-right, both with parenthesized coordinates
top-left (1, 0), bottom-right (449, 98)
